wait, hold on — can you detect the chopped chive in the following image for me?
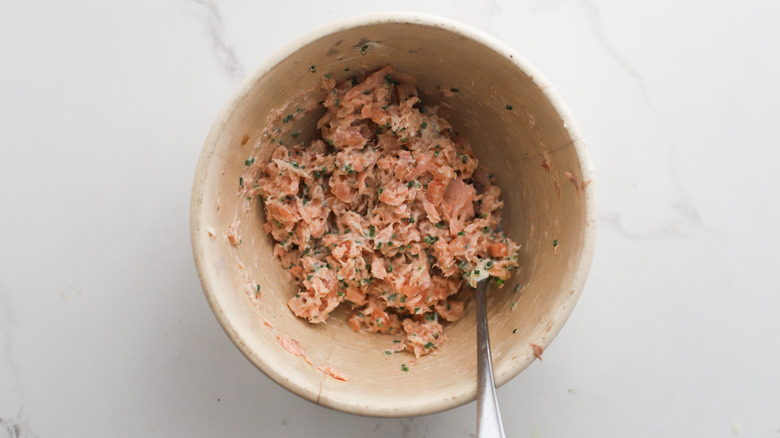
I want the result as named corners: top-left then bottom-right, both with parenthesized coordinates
top-left (385, 351), bottom-right (391, 355)
top-left (425, 342), bottom-right (435, 349)
top-left (401, 364), bottom-right (409, 372)
top-left (553, 239), bottom-right (558, 247)
top-left (450, 87), bottom-right (459, 93)
top-left (369, 225), bottom-right (375, 237)
top-left (309, 65), bottom-right (317, 73)
top-left (494, 278), bottom-right (505, 286)
top-left (282, 114), bottom-right (292, 123)
top-left (239, 177), bottom-right (243, 187)
top-left (462, 155), bottom-right (467, 164)
top-left (506, 104), bottom-right (513, 110)
top-left (512, 328), bottom-right (517, 334)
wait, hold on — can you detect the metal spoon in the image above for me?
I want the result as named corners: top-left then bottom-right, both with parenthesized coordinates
top-left (476, 276), bottom-right (506, 437)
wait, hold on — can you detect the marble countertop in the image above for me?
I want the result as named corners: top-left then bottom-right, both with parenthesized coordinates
top-left (1, 1), bottom-right (778, 437)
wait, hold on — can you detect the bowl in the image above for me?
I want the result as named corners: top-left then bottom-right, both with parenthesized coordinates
top-left (190, 12), bottom-right (596, 417)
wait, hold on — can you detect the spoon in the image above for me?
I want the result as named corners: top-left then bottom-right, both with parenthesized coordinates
top-left (476, 276), bottom-right (506, 437)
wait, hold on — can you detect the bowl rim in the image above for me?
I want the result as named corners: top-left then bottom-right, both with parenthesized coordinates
top-left (191, 10), bottom-right (597, 417)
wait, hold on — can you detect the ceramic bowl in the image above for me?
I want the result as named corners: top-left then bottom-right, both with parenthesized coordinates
top-left (191, 12), bottom-right (596, 417)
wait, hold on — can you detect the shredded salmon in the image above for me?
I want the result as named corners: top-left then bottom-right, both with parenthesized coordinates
top-left (252, 65), bottom-right (520, 357)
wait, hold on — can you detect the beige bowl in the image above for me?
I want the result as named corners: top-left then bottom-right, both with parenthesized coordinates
top-left (191, 12), bottom-right (595, 417)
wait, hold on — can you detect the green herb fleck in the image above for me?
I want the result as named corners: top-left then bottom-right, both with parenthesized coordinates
top-left (309, 65), bottom-right (317, 73)
top-left (514, 284), bottom-right (520, 293)
top-left (462, 155), bottom-right (468, 164)
top-left (425, 342), bottom-right (435, 349)
top-left (327, 139), bottom-right (335, 146)
top-left (239, 177), bottom-right (243, 187)
top-left (450, 87), bottom-right (460, 93)
top-left (553, 239), bottom-right (558, 247)
top-left (506, 104), bottom-right (513, 110)
top-left (512, 328), bottom-right (518, 334)
top-left (385, 351), bottom-right (392, 355)
top-left (282, 114), bottom-right (292, 123)
top-left (369, 225), bottom-right (375, 237)
top-left (245, 158), bottom-right (255, 166)
top-left (494, 278), bottom-right (505, 287)
top-left (360, 44), bottom-right (368, 55)
top-left (401, 364), bottom-right (409, 372)
top-left (420, 122), bottom-right (428, 129)
top-left (457, 231), bottom-right (465, 236)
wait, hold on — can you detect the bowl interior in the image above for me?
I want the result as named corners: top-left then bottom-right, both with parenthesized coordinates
top-left (191, 15), bottom-right (594, 417)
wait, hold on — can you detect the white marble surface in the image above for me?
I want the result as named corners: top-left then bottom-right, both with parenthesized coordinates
top-left (1, 1), bottom-right (779, 437)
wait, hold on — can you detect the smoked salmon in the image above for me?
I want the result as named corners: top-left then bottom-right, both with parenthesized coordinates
top-left (253, 65), bottom-right (519, 357)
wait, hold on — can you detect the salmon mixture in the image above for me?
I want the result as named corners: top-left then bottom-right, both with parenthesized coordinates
top-left (252, 65), bottom-right (519, 358)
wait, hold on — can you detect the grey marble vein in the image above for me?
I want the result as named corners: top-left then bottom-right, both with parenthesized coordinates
top-left (0, 412), bottom-right (38, 438)
top-left (189, 0), bottom-right (245, 80)
top-left (579, 0), bottom-right (706, 231)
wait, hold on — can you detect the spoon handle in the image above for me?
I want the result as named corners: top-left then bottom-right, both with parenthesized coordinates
top-left (476, 279), bottom-right (506, 438)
